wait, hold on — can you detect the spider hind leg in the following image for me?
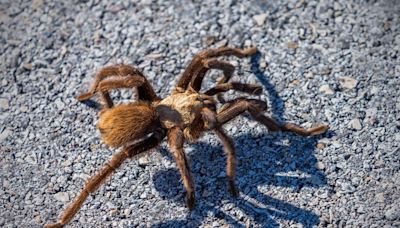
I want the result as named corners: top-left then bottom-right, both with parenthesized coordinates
top-left (217, 98), bottom-right (329, 135)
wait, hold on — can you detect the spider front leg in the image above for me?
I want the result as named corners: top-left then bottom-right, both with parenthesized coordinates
top-left (94, 76), bottom-right (146, 108)
top-left (190, 58), bottom-right (235, 91)
top-left (176, 47), bottom-right (258, 92)
top-left (168, 127), bottom-right (195, 209)
top-left (76, 64), bottom-right (158, 108)
top-left (217, 98), bottom-right (329, 136)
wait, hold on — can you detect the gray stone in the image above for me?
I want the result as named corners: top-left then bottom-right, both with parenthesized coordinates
top-left (385, 206), bottom-right (399, 221)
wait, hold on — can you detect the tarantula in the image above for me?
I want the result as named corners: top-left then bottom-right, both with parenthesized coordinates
top-left (46, 46), bottom-right (328, 227)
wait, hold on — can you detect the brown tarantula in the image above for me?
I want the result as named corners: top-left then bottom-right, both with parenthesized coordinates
top-left (46, 47), bottom-right (328, 227)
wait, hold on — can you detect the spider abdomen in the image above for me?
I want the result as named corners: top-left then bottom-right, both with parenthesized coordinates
top-left (97, 103), bottom-right (157, 148)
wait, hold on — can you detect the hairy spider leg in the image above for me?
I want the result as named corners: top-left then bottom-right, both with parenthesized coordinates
top-left (216, 98), bottom-right (329, 135)
top-left (213, 127), bottom-right (238, 196)
top-left (76, 65), bottom-right (158, 108)
top-left (176, 47), bottom-right (258, 93)
top-left (167, 127), bottom-right (195, 209)
top-left (204, 82), bottom-right (263, 96)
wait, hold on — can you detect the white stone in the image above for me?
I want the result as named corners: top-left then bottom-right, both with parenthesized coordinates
top-left (109, 208), bottom-right (118, 216)
top-left (376, 193), bottom-right (385, 203)
top-left (319, 85), bottom-right (334, 95)
top-left (138, 155), bottom-right (150, 167)
top-left (394, 133), bottom-right (400, 141)
top-left (124, 208), bottom-right (132, 216)
top-left (0, 129), bottom-right (12, 143)
top-left (349, 118), bottom-right (362, 130)
top-left (25, 155), bottom-right (37, 165)
top-left (316, 161), bottom-right (326, 170)
top-left (54, 192), bottom-right (69, 202)
top-left (20, 106), bottom-right (28, 112)
top-left (55, 99), bottom-right (65, 110)
top-left (0, 98), bottom-right (9, 109)
top-left (338, 76), bottom-right (358, 89)
top-left (253, 14), bottom-right (268, 26)
top-left (139, 192), bottom-right (147, 199)
top-left (145, 53), bottom-right (163, 60)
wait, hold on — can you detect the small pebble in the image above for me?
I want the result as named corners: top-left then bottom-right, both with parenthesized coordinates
top-left (0, 129), bottom-right (12, 143)
top-left (316, 161), bottom-right (326, 170)
top-left (138, 156), bottom-right (150, 167)
top-left (0, 98), bottom-right (9, 109)
top-left (54, 192), bottom-right (69, 202)
top-left (349, 118), bottom-right (362, 130)
top-left (204, 36), bottom-right (216, 45)
top-left (22, 63), bottom-right (33, 70)
top-left (338, 76), bottom-right (358, 89)
top-left (31, 0), bottom-right (43, 9)
top-left (145, 53), bottom-right (163, 60)
top-left (319, 85), bottom-right (334, 95)
top-left (287, 41), bottom-right (299, 49)
top-left (317, 143), bottom-right (326, 150)
top-left (394, 133), bottom-right (400, 141)
top-left (34, 215), bottom-right (42, 224)
top-left (376, 193), bottom-right (385, 203)
top-left (385, 206), bottom-right (399, 221)
top-left (124, 208), bottom-right (132, 216)
top-left (109, 208), bottom-right (118, 216)
top-left (253, 13), bottom-right (268, 26)
top-left (20, 106), bottom-right (28, 112)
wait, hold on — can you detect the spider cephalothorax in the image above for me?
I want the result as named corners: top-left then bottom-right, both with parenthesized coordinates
top-left (46, 47), bottom-right (329, 228)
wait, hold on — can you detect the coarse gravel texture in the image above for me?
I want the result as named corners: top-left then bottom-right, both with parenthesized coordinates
top-left (1, 0), bottom-right (399, 227)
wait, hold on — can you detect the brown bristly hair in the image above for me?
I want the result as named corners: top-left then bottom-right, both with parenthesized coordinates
top-left (98, 103), bottom-right (158, 147)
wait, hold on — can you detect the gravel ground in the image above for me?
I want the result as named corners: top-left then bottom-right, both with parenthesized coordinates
top-left (1, 0), bottom-right (399, 227)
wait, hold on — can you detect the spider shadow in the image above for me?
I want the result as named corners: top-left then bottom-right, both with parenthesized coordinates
top-left (250, 51), bottom-right (286, 122)
top-left (150, 50), bottom-right (332, 227)
top-left (152, 131), bottom-right (332, 228)
top-left (79, 99), bottom-right (102, 111)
